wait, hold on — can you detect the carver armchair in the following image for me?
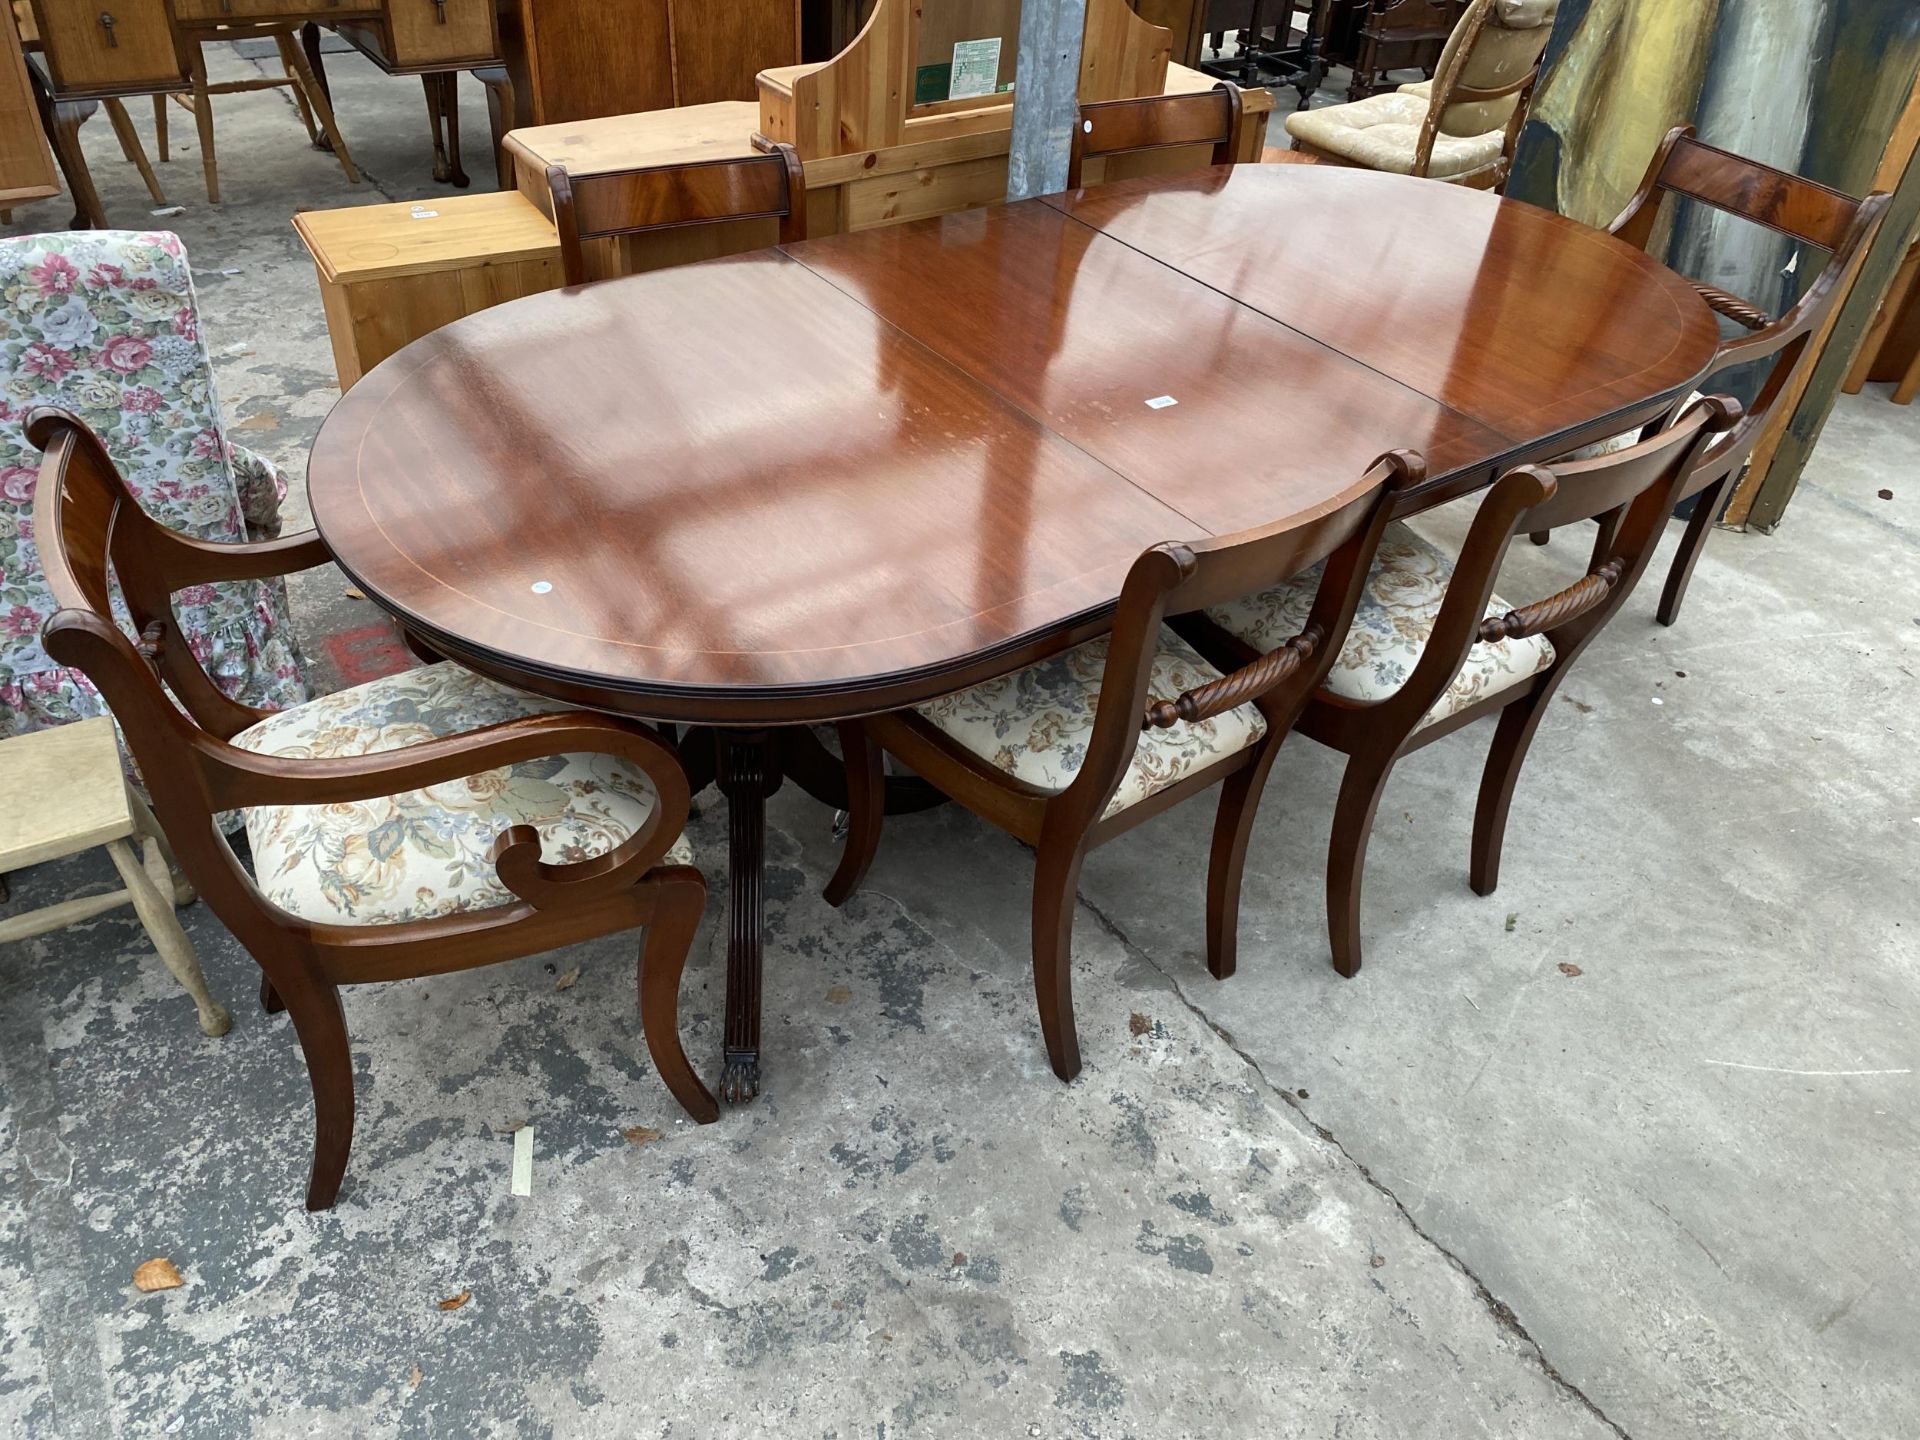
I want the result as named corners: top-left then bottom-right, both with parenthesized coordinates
top-left (1545, 128), bottom-right (1892, 626)
top-left (32, 410), bottom-right (717, 1211)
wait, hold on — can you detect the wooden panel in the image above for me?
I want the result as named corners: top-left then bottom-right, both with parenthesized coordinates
top-left (671, 0), bottom-right (801, 105)
top-left (30, 0), bottom-right (184, 94)
top-left (844, 152), bottom-right (1009, 230)
top-left (0, 0), bottom-right (57, 206)
top-left (512, 0), bottom-right (673, 124)
top-left (1080, 0), bottom-right (1172, 103)
top-left (1131, 0), bottom-right (1204, 67)
top-left (313, 255), bottom-right (561, 389)
top-left (294, 190), bottom-right (560, 284)
top-left (386, 0), bottom-right (495, 66)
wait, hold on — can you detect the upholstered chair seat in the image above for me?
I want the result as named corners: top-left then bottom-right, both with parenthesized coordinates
top-left (232, 663), bottom-right (693, 926)
top-left (1283, 0), bottom-right (1557, 185)
top-left (1285, 91), bottom-right (1508, 178)
top-left (1207, 522), bottom-right (1554, 731)
top-left (913, 630), bottom-right (1268, 820)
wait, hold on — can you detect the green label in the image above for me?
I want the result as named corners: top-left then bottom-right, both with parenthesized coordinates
top-left (914, 62), bottom-right (952, 106)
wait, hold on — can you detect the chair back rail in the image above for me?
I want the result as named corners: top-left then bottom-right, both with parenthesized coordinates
top-left (1065, 449), bottom-right (1424, 824)
top-left (1067, 85), bottom-right (1245, 190)
top-left (1413, 0), bottom-right (1555, 185)
top-left (1384, 396), bottom-right (1741, 735)
top-left (547, 144), bottom-right (808, 286)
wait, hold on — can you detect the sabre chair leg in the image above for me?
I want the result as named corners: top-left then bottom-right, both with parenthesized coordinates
top-left (185, 48), bottom-right (219, 204)
top-left (1657, 474), bottom-right (1732, 628)
top-left (1326, 744), bottom-right (1397, 979)
top-left (1031, 826), bottom-right (1090, 1082)
top-left (284, 978), bottom-right (354, 1210)
top-left (638, 875), bottom-right (720, 1124)
top-left (260, 974), bottom-right (284, 1013)
top-left (1470, 694), bottom-right (1553, 898)
top-left (152, 94), bottom-right (169, 162)
top-left (1205, 746), bottom-right (1281, 980)
top-left (823, 720), bottom-right (884, 907)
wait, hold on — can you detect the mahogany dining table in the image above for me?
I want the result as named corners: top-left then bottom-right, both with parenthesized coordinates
top-left (306, 164), bottom-right (1721, 1104)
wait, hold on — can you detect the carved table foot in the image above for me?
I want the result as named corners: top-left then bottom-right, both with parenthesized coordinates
top-left (719, 1052), bottom-right (761, 1104)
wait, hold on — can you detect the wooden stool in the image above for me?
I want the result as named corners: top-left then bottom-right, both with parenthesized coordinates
top-left (0, 719), bottom-right (231, 1037)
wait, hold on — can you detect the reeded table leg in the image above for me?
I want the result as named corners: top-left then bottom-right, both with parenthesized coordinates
top-left (716, 730), bottom-right (773, 1104)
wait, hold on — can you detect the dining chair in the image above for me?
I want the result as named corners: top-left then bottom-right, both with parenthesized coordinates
top-left (30, 409), bottom-right (718, 1211)
top-left (1282, 0), bottom-right (1555, 189)
top-left (1066, 83), bottom-right (1247, 191)
top-left (1184, 395), bottom-right (1742, 980)
top-left (545, 144), bottom-right (808, 286)
top-left (1540, 127), bottom-right (1892, 627)
top-left (824, 450), bottom-right (1425, 1081)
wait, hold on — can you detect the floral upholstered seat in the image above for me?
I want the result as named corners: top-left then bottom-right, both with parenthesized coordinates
top-left (231, 663), bottom-right (693, 926)
top-left (1207, 522), bottom-right (1554, 731)
top-left (1560, 390), bottom-right (1711, 461)
top-left (1, 231), bottom-right (307, 742)
top-left (913, 629), bottom-right (1267, 820)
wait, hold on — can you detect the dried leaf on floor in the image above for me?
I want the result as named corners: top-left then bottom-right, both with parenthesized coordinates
top-left (553, 966), bottom-right (581, 992)
top-left (623, 1126), bottom-right (663, 1147)
top-left (1370, 1254), bottom-right (1386, 1268)
top-left (1128, 1012), bottom-right (1152, 1036)
top-left (231, 411), bottom-right (280, 432)
top-left (825, 984), bottom-right (851, 1004)
top-left (409, 1366), bottom-right (423, 1389)
top-left (951, 1251), bottom-right (967, 1267)
top-left (344, 586), bottom-right (366, 600)
top-left (1558, 962), bottom-right (1583, 978)
top-left (133, 1258), bottom-right (183, 1292)
top-left (1878, 488), bottom-right (1894, 500)
top-left (437, 1289), bottom-right (472, 1312)
top-left (1504, 913), bottom-right (1518, 932)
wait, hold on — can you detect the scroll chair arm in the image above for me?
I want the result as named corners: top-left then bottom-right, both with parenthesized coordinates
top-left (211, 710), bottom-right (694, 911)
top-left (1145, 626), bottom-right (1323, 730)
top-left (1689, 281), bottom-right (1770, 332)
top-left (158, 528), bottom-right (334, 587)
top-left (1478, 558), bottom-right (1625, 643)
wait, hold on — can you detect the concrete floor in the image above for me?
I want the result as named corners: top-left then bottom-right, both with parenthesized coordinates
top-left (2, 43), bottom-right (1916, 1440)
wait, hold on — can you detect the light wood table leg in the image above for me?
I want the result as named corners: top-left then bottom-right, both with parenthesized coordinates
top-left (186, 45), bottom-right (220, 204)
top-left (105, 837), bottom-right (231, 1037)
top-left (276, 31), bottom-right (358, 184)
top-left (104, 98), bottom-right (168, 207)
top-left (125, 785), bottom-right (193, 906)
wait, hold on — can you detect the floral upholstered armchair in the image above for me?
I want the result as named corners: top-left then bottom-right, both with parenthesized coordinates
top-left (1, 231), bottom-right (308, 741)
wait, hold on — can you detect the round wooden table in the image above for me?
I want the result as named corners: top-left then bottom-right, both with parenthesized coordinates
top-left (309, 164), bottom-right (1719, 1102)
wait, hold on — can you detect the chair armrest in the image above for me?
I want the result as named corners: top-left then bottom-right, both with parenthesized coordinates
top-left (216, 710), bottom-right (694, 909)
top-left (1144, 627), bottom-right (1322, 730)
top-left (164, 529), bottom-right (335, 586)
top-left (226, 442), bottom-right (288, 541)
top-left (1478, 559), bottom-right (1624, 643)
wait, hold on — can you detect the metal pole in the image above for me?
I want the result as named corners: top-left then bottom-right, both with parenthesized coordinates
top-left (1006, 0), bottom-right (1090, 200)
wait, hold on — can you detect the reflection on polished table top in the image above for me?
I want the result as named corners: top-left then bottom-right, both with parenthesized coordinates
top-left (309, 164), bottom-right (1720, 725)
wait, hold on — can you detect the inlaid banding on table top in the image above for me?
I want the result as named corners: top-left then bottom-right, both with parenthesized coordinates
top-left (309, 168), bottom-right (1720, 719)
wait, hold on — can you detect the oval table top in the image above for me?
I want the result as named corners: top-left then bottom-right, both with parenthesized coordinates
top-left (309, 165), bottom-right (1720, 725)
